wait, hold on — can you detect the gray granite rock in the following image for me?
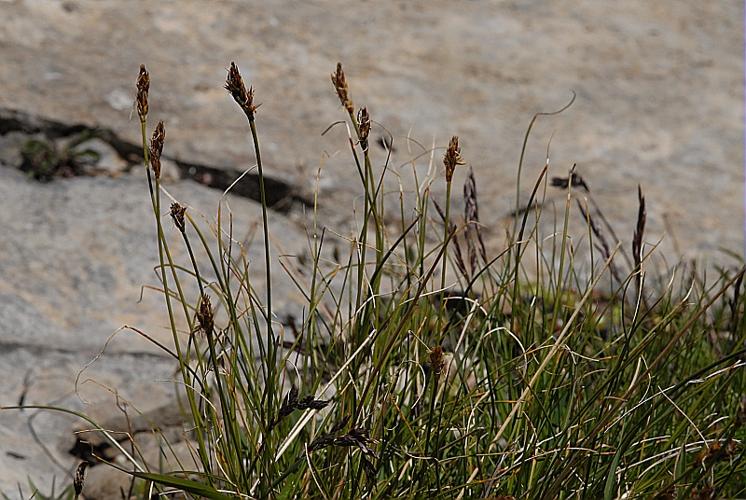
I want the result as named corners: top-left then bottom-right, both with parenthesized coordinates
top-left (0, 0), bottom-right (743, 495)
top-left (0, 166), bottom-right (315, 493)
top-left (71, 138), bottom-right (129, 176)
top-left (0, 0), bottom-right (741, 260)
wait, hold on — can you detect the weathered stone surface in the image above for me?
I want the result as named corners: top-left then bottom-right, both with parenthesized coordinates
top-left (0, 166), bottom-right (314, 493)
top-left (72, 138), bottom-right (129, 176)
top-left (0, 0), bottom-right (741, 259)
top-left (0, 132), bottom-right (31, 168)
top-left (0, 347), bottom-right (175, 497)
top-left (0, 0), bottom-right (743, 495)
top-left (81, 440), bottom-right (199, 500)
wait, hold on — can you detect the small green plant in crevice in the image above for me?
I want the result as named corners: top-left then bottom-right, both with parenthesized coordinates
top-left (7, 61), bottom-right (745, 499)
top-left (19, 135), bottom-right (100, 182)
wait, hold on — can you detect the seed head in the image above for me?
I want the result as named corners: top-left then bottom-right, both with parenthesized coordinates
top-left (443, 136), bottom-right (464, 183)
top-left (271, 386), bottom-right (330, 431)
top-left (149, 121), bottom-right (165, 179)
top-left (550, 172), bottom-right (589, 191)
top-left (197, 294), bottom-right (214, 337)
top-left (331, 63), bottom-right (354, 114)
top-left (463, 167), bottom-right (487, 274)
top-left (225, 62), bottom-right (257, 118)
top-left (632, 185), bottom-right (646, 270)
top-left (136, 64), bottom-right (149, 122)
top-left (698, 439), bottom-right (738, 465)
top-left (430, 345), bottom-right (446, 376)
top-left (73, 461), bottom-right (88, 498)
top-left (170, 202), bottom-right (187, 232)
top-left (309, 425), bottom-right (376, 457)
top-left (357, 107), bottom-right (370, 150)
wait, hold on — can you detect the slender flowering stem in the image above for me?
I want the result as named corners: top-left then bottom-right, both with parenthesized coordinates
top-left (440, 136), bottom-right (462, 336)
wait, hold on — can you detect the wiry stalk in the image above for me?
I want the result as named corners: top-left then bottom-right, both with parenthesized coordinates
top-left (225, 61), bottom-right (279, 491)
top-left (439, 136), bottom-right (462, 337)
top-left (332, 64), bottom-right (385, 342)
top-left (137, 66), bottom-right (215, 481)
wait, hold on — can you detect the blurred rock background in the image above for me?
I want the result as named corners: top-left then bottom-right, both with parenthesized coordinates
top-left (0, 0), bottom-right (742, 494)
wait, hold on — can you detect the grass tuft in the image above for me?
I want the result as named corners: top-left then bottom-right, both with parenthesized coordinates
top-left (8, 62), bottom-right (745, 499)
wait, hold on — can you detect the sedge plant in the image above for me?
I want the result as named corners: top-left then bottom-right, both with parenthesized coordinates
top-left (7, 62), bottom-right (745, 500)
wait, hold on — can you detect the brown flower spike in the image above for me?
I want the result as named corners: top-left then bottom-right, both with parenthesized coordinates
top-left (269, 386), bottom-right (330, 431)
top-left (430, 345), bottom-right (446, 376)
top-left (73, 461), bottom-right (88, 498)
top-left (149, 121), bottom-right (165, 179)
top-left (443, 136), bottom-right (464, 183)
top-left (136, 64), bottom-right (149, 123)
top-left (357, 107), bottom-right (371, 150)
top-left (170, 202), bottom-right (187, 232)
top-left (632, 185), bottom-right (646, 271)
top-left (197, 294), bottom-right (215, 337)
top-left (225, 62), bottom-right (257, 119)
top-left (331, 63), bottom-right (354, 114)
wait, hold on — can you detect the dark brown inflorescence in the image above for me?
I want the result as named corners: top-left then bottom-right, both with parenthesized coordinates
top-left (463, 167), bottom-right (487, 275)
top-left (136, 64), bottom-right (149, 123)
top-left (309, 425), bottom-right (375, 458)
top-left (197, 294), bottom-right (215, 337)
top-left (149, 121), bottom-right (165, 179)
top-left (225, 62), bottom-right (257, 119)
top-left (170, 202), bottom-right (187, 232)
top-left (430, 345), bottom-right (446, 377)
top-left (270, 385), bottom-right (330, 431)
top-left (331, 63), bottom-right (354, 114)
top-left (550, 171), bottom-right (589, 192)
top-left (443, 136), bottom-right (463, 183)
top-left (632, 185), bottom-right (646, 272)
top-left (73, 461), bottom-right (89, 498)
top-left (357, 107), bottom-right (371, 150)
